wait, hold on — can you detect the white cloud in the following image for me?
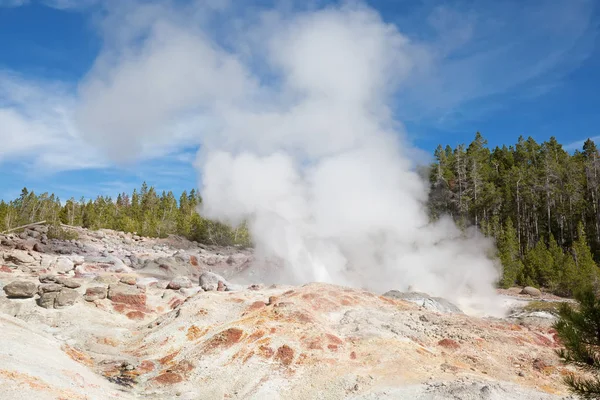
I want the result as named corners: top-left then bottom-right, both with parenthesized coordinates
top-left (41, 0), bottom-right (98, 10)
top-left (565, 136), bottom-right (600, 151)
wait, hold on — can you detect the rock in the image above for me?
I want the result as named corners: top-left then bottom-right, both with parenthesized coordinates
top-left (93, 275), bottom-right (120, 285)
top-left (1, 237), bottom-right (14, 247)
top-left (199, 271), bottom-right (230, 291)
top-left (167, 276), bottom-right (193, 290)
top-left (4, 250), bottom-right (35, 265)
top-left (32, 242), bottom-right (45, 253)
top-left (39, 274), bottom-right (58, 283)
top-left (3, 280), bottom-right (37, 298)
top-left (55, 277), bottom-right (81, 289)
top-left (382, 291), bottom-right (463, 314)
top-left (38, 283), bottom-right (64, 294)
top-left (119, 275), bottom-right (137, 285)
top-left (15, 242), bottom-right (32, 251)
top-left (38, 292), bottom-right (59, 308)
top-left (32, 225), bottom-right (48, 234)
top-left (136, 277), bottom-right (159, 288)
top-left (18, 232), bottom-right (28, 240)
top-left (55, 289), bottom-right (79, 308)
top-left (84, 286), bottom-right (107, 302)
top-left (51, 257), bottom-right (75, 274)
top-left (83, 256), bottom-right (129, 273)
top-left (521, 286), bottom-right (542, 297)
top-left (180, 287), bottom-right (203, 297)
top-left (108, 284), bottom-right (146, 306)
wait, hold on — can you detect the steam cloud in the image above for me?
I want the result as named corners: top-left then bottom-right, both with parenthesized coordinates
top-left (77, 2), bottom-right (502, 315)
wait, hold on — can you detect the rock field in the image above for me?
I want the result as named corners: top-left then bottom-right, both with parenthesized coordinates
top-left (0, 225), bottom-right (579, 399)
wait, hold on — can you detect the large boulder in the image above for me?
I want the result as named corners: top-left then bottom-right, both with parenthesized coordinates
top-left (3, 280), bottom-right (37, 298)
top-left (383, 291), bottom-right (463, 314)
top-left (521, 286), bottom-right (542, 297)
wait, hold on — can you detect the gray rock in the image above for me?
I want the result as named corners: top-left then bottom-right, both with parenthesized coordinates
top-left (33, 242), bottom-right (46, 253)
top-left (39, 274), bottom-right (58, 283)
top-left (38, 292), bottom-right (59, 308)
top-left (38, 283), bottom-right (63, 294)
top-left (32, 225), bottom-right (48, 234)
top-left (55, 277), bottom-right (81, 289)
top-left (55, 289), bottom-right (79, 308)
top-left (3, 280), bottom-right (37, 298)
top-left (199, 271), bottom-right (230, 291)
top-left (52, 257), bottom-right (75, 273)
top-left (167, 276), bottom-right (193, 290)
top-left (383, 291), bottom-right (463, 314)
top-left (521, 286), bottom-right (542, 297)
top-left (84, 286), bottom-right (107, 302)
top-left (4, 250), bottom-right (35, 265)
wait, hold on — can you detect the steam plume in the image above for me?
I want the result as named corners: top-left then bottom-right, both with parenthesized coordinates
top-left (77, 2), bottom-right (501, 315)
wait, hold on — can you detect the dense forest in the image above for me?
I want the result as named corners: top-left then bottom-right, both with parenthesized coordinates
top-left (0, 183), bottom-right (251, 247)
top-left (429, 133), bottom-right (600, 295)
top-left (1, 134), bottom-right (600, 296)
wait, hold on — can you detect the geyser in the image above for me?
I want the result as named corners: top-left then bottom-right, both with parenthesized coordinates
top-left (76, 2), bottom-right (502, 315)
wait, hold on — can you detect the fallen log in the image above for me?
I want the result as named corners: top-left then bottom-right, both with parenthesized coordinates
top-left (1, 220), bottom-right (47, 234)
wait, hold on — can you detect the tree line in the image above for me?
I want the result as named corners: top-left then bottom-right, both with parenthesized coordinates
top-left (2, 133), bottom-right (600, 295)
top-left (429, 133), bottom-right (600, 296)
top-left (0, 183), bottom-right (251, 247)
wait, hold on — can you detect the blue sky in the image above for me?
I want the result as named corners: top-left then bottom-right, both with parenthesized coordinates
top-left (0, 0), bottom-right (599, 202)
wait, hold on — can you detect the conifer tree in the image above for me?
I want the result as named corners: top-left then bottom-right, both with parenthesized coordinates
top-left (498, 219), bottom-right (524, 288)
top-left (555, 288), bottom-right (600, 398)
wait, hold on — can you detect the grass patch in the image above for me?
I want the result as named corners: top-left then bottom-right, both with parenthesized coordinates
top-left (523, 301), bottom-right (574, 315)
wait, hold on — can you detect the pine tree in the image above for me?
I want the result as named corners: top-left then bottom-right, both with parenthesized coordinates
top-left (555, 288), bottom-right (600, 398)
top-left (572, 222), bottom-right (599, 292)
top-left (498, 219), bottom-right (524, 288)
top-left (524, 239), bottom-right (554, 288)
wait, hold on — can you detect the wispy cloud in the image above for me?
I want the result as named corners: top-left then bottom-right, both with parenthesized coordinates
top-left (41, 0), bottom-right (98, 10)
top-left (0, 0), bottom-right (597, 173)
top-left (565, 135), bottom-right (600, 151)
top-left (0, 0), bottom-right (28, 7)
top-left (395, 0), bottom-right (597, 127)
